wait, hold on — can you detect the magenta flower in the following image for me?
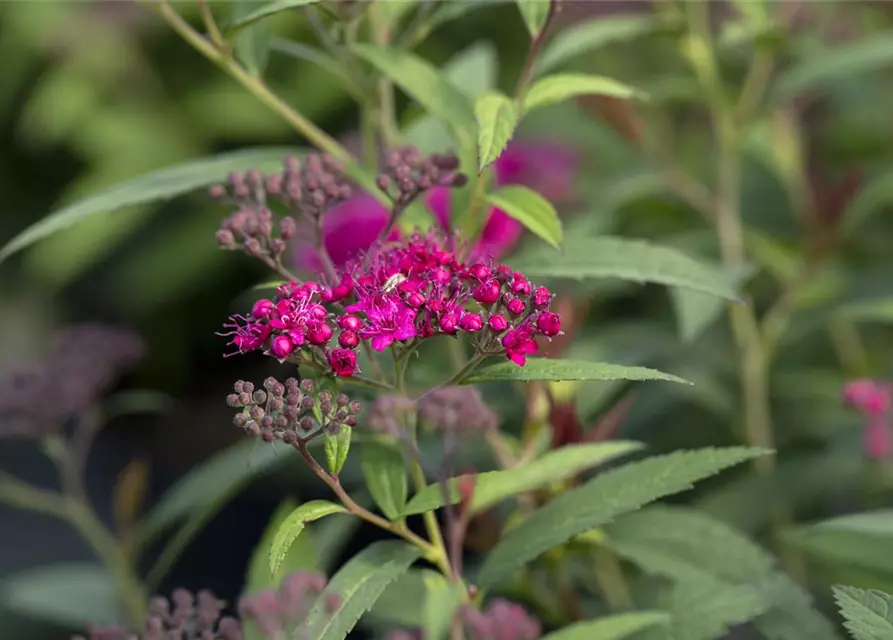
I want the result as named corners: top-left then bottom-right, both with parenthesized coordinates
top-left (844, 379), bottom-right (893, 459)
top-left (293, 140), bottom-right (577, 270)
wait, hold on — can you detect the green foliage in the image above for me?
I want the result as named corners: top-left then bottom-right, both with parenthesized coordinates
top-left (509, 236), bottom-right (742, 300)
top-left (231, 1), bottom-right (273, 76)
top-left (403, 441), bottom-right (643, 516)
top-left (464, 359), bottom-right (691, 384)
top-left (521, 73), bottom-right (644, 114)
top-left (324, 424), bottom-right (352, 476)
top-left (269, 500), bottom-right (346, 577)
top-left (302, 541), bottom-right (423, 640)
top-left (477, 447), bottom-right (768, 587)
top-left (486, 185), bottom-right (562, 249)
top-left (225, 0), bottom-right (321, 35)
top-left (539, 611), bottom-right (670, 640)
top-left (515, 0), bottom-right (551, 38)
top-left (475, 92), bottom-right (518, 171)
top-left (360, 441), bottom-right (408, 521)
top-left (833, 585), bottom-right (893, 640)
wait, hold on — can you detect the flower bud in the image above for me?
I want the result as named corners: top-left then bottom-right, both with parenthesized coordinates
top-left (488, 314), bottom-right (508, 334)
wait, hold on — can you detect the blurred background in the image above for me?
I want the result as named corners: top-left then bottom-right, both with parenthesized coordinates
top-left (2, 1), bottom-right (893, 638)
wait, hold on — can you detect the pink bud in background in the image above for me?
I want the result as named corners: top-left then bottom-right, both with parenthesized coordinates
top-left (843, 379), bottom-right (893, 460)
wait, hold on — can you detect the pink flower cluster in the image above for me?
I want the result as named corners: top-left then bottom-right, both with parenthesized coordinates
top-left (843, 379), bottom-right (892, 459)
top-left (221, 231), bottom-right (561, 377)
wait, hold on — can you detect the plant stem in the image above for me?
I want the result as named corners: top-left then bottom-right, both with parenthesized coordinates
top-left (369, 0), bottom-right (399, 148)
top-left (409, 455), bottom-right (454, 580)
top-left (513, 1), bottom-right (558, 100)
top-left (196, 0), bottom-right (223, 48)
top-left (591, 545), bottom-right (632, 611)
top-left (154, 1), bottom-right (348, 159)
top-left (415, 354), bottom-right (486, 403)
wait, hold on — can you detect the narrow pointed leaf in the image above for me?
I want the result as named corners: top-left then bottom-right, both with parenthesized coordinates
top-left (351, 44), bottom-right (475, 135)
top-left (269, 500), bottom-right (346, 577)
top-left (302, 541), bottom-right (423, 640)
top-left (833, 585), bottom-right (893, 640)
top-left (324, 424), bottom-right (352, 476)
top-left (0, 148), bottom-right (300, 262)
top-left (541, 611), bottom-right (671, 640)
top-left (522, 73), bottom-right (644, 114)
top-left (509, 236), bottom-right (741, 300)
top-left (361, 441), bottom-right (408, 521)
top-left (486, 186), bottom-right (562, 249)
top-left (477, 447), bottom-right (769, 587)
top-left (403, 441), bottom-right (643, 516)
top-left (475, 93), bottom-right (518, 171)
top-left (464, 359), bottom-right (691, 385)
top-left (225, 0), bottom-right (321, 35)
top-left (231, 1), bottom-right (272, 76)
top-left (516, 0), bottom-right (551, 37)
top-left (246, 499), bottom-right (317, 597)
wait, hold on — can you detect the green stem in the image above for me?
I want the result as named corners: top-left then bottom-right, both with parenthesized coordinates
top-left (592, 545), bottom-right (632, 611)
top-left (416, 354), bottom-right (486, 403)
top-left (829, 316), bottom-right (870, 377)
top-left (369, 0), bottom-right (399, 148)
top-left (409, 455), bottom-right (454, 580)
top-left (154, 1), bottom-right (347, 159)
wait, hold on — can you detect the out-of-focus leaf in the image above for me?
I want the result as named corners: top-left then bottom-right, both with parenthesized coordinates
top-left (351, 44), bottom-right (475, 138)
top-left (225, 0), bottom-right (320, 35)
top-left (361, 441), bottom-right (408, 521)
top-left (838, 299), bottom-right (893, 323)
top-left (509, 237), bottom-right (742, 300)
top-left (785, 511), bottom-right (893, 578)
top-left (833, 585), bottom-right (893, 640)
top-left (477, 447), bottom-right (767, 587)
top-left (541, 612), bottom-right (670, 640)
top-left (402, 441), bottom-right (643, 516)
top-left (103, 390), bottom-right (176, 421)
top-left (522, 74), bottom-right (644, 114)
top-left (271, 38), bottom-right (354, 87)
top-left (367, 568), bottom-right (429, 627)
top-left (670, 263), bottom-right (752, 343)
top-left (0, 147), bottom-right (299, 262)
top-left (113, 458), bottom-right (149, 533)
top-left (269, 501), bottom-right (346, 577)
top-left (537, 14), bottom-right (677, 75)
top-left (486, 186), bottom-right (561, 248)
top-left (302, 541), bottom-right (423, 640)
top-left (1, 564), bottom-right (117, 628)
top-left (445, 41), bottom-right (498, 99)
top-left (465, 359), bottom-right (690, 385)
top-left (516, 0), bottom-right (550, 37)
top-left (422, 572), bottom-right (463, 640)
top-left (772, 33), bottom-right (893, 103)
top-left (475, 93), bottom-right (518, 171)
top-left (231, 1), bottom-right (272, 76)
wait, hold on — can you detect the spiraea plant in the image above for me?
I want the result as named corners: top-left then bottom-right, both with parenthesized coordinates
top-left (6, 0), bottom-right (893, 639)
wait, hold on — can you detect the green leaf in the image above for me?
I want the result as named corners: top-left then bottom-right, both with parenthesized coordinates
top-left (302, 540), bottom-right (424, 640)
top-left (475, 93), bottom-right (518, 171)
top-left (671, 288), bottom-right (725, 344)
top-left (772, 33), bottom-right (893, 103)
top-left (476, 447), bottom-right (768, 587)
top-left (516, 0), bottom-right (550, 37)
top-left (225, 0), bottom-right (320, 35)
top-left (351, 43), bottom-right (475, 137)
top-left (537, 14), bottom-right (676, 75)
top-left (0, 147), bottom-right (299, 263)
top-left (270, 38), bottom-right (353, 87)
top-left (838, 299), bottom-right (893, 323)
top-left (269, 500), bottom-right (347, 577)
top-left (1, 563), bottom-right (117, 628)
top-left (833, 585), bottom-right (893, 640)
top-left (423, 572), bottom-right (464, 640)
top-left (464, 359), bottom-right (691, 385)
top-left (522, 73), bottom-right (644, 114)
top-left (361, 441), bottom-right (408, 521)
top-left (508, 236), bottom-right (742, 300)
top-left (231, 1), bottom-right (272, 76)
top-left (541, 611), bottom-right (670, 640)
top-left (785, 511), bottom-right (893, 578)
top-left (246, 499), bottom-right (318, 597)
top-left (325, 424), bottom-right (352, 476)
top-left (486, 185), bottom-right (562, 249)
top-left (403, 441), bottom-right (643, 516)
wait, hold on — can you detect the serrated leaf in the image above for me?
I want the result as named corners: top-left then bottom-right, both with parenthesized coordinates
top-left (772, 33), bottom-right (893, 103)
top-left (477, 447), bottom-right (768, 587)
top-left (541, 611), bottom-right (670, 640)
top-left (1, 563), bottom-right (117, 628)
top-left (351, 43), bottom-right (475, 137)
top-left (522, 73), bottom-right (644, 113)
top-left (246, 499), bottom-right (318, 599)
top-left (302, 540), bottom-right (423, 640)
top-left (361, 441), bottom-right (408, 521)
top-left (231, 1), bottom-right (272, 76)
top-left (486, 185), bottom-right (562, 249)
top-left (269, 500), bottom-right (346, 577)
top-left (403, 441), bottom-right (643, 516)
top-left (537, 14), bottom-right (676, 75)
top-left (833, 585), bottom-right (893, 640)
top-left (325, 424), bottom-right (352, 476)
top-left (508, 236), bottom-right (741, 300)
top-left (464, 359), bottom-right (691, 385)
top-left (475, 93), bottom-right (518, 171)
top-left (225, 0), bottom-right (320, 35)
top-left (516, 0), bottom-right (550, 37)
top-left (0, 147), bottom-right (300, 263)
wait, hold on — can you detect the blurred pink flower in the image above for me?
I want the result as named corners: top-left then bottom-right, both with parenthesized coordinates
top-left (292, 140), bottom-right (577, 271)
top-left (843, 379), bottom-right (893, 459)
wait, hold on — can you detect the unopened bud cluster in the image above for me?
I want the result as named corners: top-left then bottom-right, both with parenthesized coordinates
top-left (418, 386), bottom-right (498, 435)
top-left (228, 377), bottom-right (360, 444)
top-left (73, 588), bottom-right (243, 640)
top-left (239, 570), bottom-right (339, 639)
top-left (460, 599), bottom-right (542, 640)
top-left (0, 324), bottom-right (144, 439)
top-left (375, 148), bottom-right (466, 209)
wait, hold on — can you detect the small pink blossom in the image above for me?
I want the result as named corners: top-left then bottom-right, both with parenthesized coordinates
top-left (844, 379), bottom-right (893, 460)
top-left (328, 349), bottom-right (359, 377)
